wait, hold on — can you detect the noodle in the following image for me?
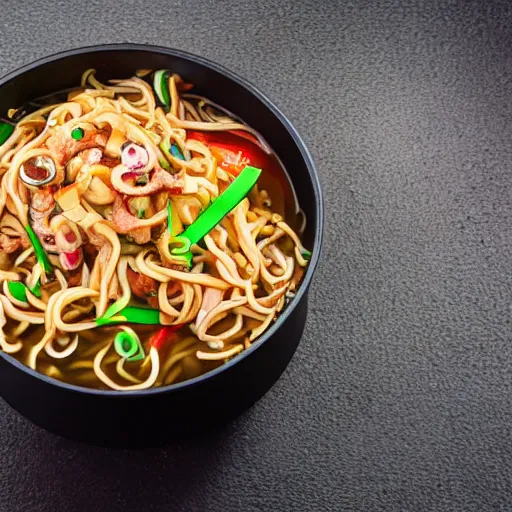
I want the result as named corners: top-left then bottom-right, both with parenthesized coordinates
top-left (0, 68), bottom-right (310, 390)
top-left (196, 344), bottom-right (244, 361)
top-left (94, 344), bottom-right (160, 391)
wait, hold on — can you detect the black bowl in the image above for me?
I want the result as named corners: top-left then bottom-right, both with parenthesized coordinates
top-left (0, 44), bottom-right (323, 447)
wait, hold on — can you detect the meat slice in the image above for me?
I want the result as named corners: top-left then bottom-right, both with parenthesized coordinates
top-left (46, 129), bottom-right (109, 165)
top-left (126, 267), bottom-right (158, 307)
top-left (127, 227), bottom-right (152, 244)
top-left (79, 148), bottom-right (103, 166)
top-left (111, 195), bottom-right (167, 234)
top-left (0, 234), bottom-right (21, 254)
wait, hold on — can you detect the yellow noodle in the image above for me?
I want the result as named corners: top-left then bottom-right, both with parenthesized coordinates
top-left (163, 365), bottom-right (182, 386)
top-left (45, 334), bottom-right (79, 359)
top-left (195, 297), bottom-right (247, 345)
top-left (250, 313), bottom-right (275, 341)
top-left (94, 344), bottom-right (160, 391)
top-left (233, 200), bottom-right (260, 282)
top-left (25, 289), bottom-right (47, 311)
top-left (116, 358), bottom-right (143, 384)
top-left (0, 300), bottom-right (22, 353)
top-left (232, 306), bottom-right (266, 322)
top-left (13, 247), bottom-right (34, 267)
top-left (158, 282), bottom-right (180, 317)
top-left (52, 288), bottom-right (99, 332)
top-left (11, 320), bottom-right (30, 338)
top-left (196, 344), bottom-right (244, 361)
top-left (160, 346), bottom-right (198, 382)
top-left (0, 270), bottom-right (21, 283)
top-left (0, 294), bottom-right (44, 323)
top-left (92, 223), bottom-right (120, 316)
top-left (145, 258), bottom-right (231, 290)
top-left (205, 234), bottom-right (245, 287)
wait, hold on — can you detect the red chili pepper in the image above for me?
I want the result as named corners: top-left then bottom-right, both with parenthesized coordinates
top-left (149, 324), bottom-right (184, 350)
top-left (188, 131), bottom-right (264, 176)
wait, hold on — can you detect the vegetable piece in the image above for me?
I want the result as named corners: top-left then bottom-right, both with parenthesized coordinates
top-left (71, 127), bottom-right (84, 140)
top-left (8, 282), bottom-right (27, 302)
top-left (149, 325), bottom-right (184, 350)
top-left (95, 305), bottom-right (161, 326)
top-left (167, 200), bottom-right (174, 234)
top-left (31, 279), bottom-right (41, 297)
top-left (98, 293), bottom-right (131, 326)
top-left (166, 201), bottom-right (191, 267)
top-left (153, 70), bottom-right (171, 111)
top-left (210, 145), bottom-right (250, 176)
top-left (54, 184), bottom-right (81, 211)
top-left (52, 217), bottom-right (82, 252)
top-left (159, 136), bottom-right (182, 173)
top-left (170, 166), bottom-right (261, 256)
top-left (167, 246), bottom-right (193, 268)
top-left (170, 144), bottom-right (185, 160)
top-left (78, 211), bottom-right (103, 231)
top-left (7, 280), bottom-right (42, 302)
top-left (104, 129), bottom-right (127, 157)
top-left (62, 205), bottom-right (88, 223)
top-left (158, 156), bottom-right (172, 172)
top-left (114, 327), bottom-right (145, 362)
top-left (25, 225), bottom-right (52, 274)
top-left (167, 199), bottom-right (188, 235)
top-left (0, 123), bottom-right (14, 145)
top-left (188, 131), bottom-right (262, 176)
top-left (135, 174), bottom-right (149, 185)
top-left (302, 249), bottom-right (312, 260)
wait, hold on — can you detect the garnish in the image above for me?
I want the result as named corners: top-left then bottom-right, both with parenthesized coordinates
top-left (168, 166), bottom-right (261, 266)
top-left (71, 127), bottom-right (84, 140)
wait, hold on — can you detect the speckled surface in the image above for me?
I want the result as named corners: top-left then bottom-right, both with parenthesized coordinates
top-left (1, 0), bottom-right (512, 510)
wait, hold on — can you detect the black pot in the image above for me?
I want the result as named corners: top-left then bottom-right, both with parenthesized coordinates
top-left (0, 44), bottom-right (323, 447)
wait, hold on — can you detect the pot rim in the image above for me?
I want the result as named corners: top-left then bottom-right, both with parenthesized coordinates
top-left (0, 43), bottom-right (324, 397)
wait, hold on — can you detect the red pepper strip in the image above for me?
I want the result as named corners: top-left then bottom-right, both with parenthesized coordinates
top-left (150, 324), bottom-right (184, 350)
top-left (188, 131), bottom-right (264, 176)
top-left (228, 130), bottom-right (260, 146)
top-left (122, 172), bottom-right (142, 182)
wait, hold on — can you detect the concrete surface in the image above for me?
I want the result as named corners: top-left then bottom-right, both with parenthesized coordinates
top-left (1, 0), bottom-right (512, 510)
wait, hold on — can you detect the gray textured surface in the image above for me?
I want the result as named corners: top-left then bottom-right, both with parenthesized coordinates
top-left (1, 0), bottom-right (512, 510)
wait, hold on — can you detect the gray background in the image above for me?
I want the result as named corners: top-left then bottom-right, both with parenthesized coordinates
top-left (1, 0), bottom-right (511, 510)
